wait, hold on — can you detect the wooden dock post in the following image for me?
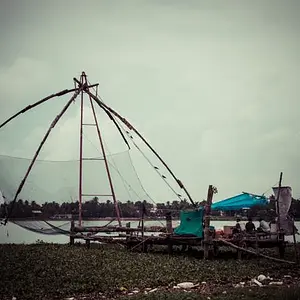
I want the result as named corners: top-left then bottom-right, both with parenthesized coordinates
top-left (126, 222), bottom-right (131, 237)
top-left (275, 172), bottom-right (284, 259)
top-left (70, 219), bottom-right (75, 246)
top-left (166, 212), bottom-right (173, 234)
top-left (292, 219), bottom-right (299, 263)
top-left (166, 212), bottom-right (173, 254)
top-left (275, 172), bottom-right (283, 233)
top-left (204, 185), bottom-right (215, 259)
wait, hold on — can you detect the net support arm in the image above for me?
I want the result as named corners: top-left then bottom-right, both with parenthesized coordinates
top-left (0, 84), bottom-right (98, 129)
top-left (4, 89), bottom-right (82, 224)
top-left (78, 85), bottom-right (196, 207)
top-left (100, 107), bottom-right (131, 150)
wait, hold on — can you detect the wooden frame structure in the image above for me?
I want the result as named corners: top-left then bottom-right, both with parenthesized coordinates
top-left (69, 183), bottom-right (296, 264)
top-left (0, 71), bottom-right (195, 226)
top-left (0, 72), bottom-right (297, 264)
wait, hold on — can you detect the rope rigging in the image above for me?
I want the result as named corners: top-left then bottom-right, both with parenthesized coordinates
top-left (81, 86), bottom-right (196, 207)
top-left (83, 79), bottom-right (191, 203)
top-left (80, 77), bottom-right (195, 206)
top-left (121, 125), bottom-right (185, 202)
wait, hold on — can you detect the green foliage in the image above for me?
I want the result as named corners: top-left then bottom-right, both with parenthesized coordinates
top-left (0, 244), bottom-right (300, 300)
top-left (2, 196), bottom-right (300, 220)
top-left (0, 198), bottom-right (197, 219)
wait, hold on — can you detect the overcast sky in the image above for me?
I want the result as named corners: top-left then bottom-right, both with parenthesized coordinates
top-left (0, 0), bottom-right (299, 205)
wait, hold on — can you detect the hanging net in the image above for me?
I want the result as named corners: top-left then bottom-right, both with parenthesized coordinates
top-left (10, 220), bottom-right (71, 235)
top-left (0, 151), bottom-right (153, 206)
top-left (0, 87), bottom-right (190, 235)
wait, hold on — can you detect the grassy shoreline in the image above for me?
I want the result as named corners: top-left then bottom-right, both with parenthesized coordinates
top-left (0, 243), bottom-right (299, 300)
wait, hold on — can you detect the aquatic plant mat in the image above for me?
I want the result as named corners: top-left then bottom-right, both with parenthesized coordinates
top-left (0, 244), bottom-right (300, 300)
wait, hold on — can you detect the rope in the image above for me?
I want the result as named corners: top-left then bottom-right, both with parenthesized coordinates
top-left (114, 118), bottom-right (185, 202)
top-left (219, 238), bottom-right (296, 265)
top-left (123, 129), bottom-right (184, 202)
top-left (126, 154), bottom-right (165, 227)
top-left (261, 180), bottom-right (281, 196)
top-left (100, 138), bottom-right (134, 217)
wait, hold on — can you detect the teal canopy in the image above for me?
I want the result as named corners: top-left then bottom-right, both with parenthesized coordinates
top-left (174, 208), bottom-right (204, 238)
top-left (211, 193), bottom-right (268, 211)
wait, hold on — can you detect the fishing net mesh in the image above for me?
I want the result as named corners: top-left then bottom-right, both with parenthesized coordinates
top-left (0, 151), bottom-right (153, 207)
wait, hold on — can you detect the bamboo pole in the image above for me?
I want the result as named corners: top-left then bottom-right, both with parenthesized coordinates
top-left (73, 225), bottom-right (166, 233)
top-left (78, 74), bottom-right (84, 226)
top-left (0, 85), bottom-right (97, 130)
top-left (87, 83), bottom-right (122, 227)
top-left (141, 202), bottom-right (145, 252)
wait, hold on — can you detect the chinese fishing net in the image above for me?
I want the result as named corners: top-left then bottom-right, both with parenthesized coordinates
top-left (0, 90), bottom-right (189, 235)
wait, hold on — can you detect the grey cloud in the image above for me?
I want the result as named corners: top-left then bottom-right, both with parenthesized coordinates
top-left (0, 0), bottom-right (299, 202)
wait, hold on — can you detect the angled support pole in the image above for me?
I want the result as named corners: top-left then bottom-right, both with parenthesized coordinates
top-left (4, 88), bottom-right (82, 224)
top-left (0, 84), bottom-right (98, 129)
top-left (86, 92), bottom-right (122, 226)
top-left (75, 73), bottom-right (122, 226)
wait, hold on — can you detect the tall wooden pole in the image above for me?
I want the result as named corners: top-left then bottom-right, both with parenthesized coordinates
top-left (88, 89), bottom-right (122, 226)
top-left (292, 216), bottom-right (299, 264)
top-left (204, 185), bottom-right (214, 259)
top-left (275, 172), bottom-right (283, 233)
top-left (166, 212), bottom-right (173, 234)
top-left (78, 74), bottom-right (84, 226)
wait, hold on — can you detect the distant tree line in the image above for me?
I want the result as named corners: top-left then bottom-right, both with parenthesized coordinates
top-left (1, 196), bottom-right (300, 220)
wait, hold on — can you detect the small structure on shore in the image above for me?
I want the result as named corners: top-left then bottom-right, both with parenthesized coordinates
top-left (70, 180), bottom-right (298, 264)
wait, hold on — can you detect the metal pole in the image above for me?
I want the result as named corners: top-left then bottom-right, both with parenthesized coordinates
top-left (78, 74), bottom-right (85, 226)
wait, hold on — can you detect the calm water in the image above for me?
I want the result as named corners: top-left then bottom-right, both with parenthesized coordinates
top-left (0, 220), bottom-right (299, 244)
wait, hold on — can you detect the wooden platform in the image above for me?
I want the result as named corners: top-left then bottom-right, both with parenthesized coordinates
top-left (69, 220), bottom-right (288, 260)
top-left (71, 231), bottom-right (286, 252)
